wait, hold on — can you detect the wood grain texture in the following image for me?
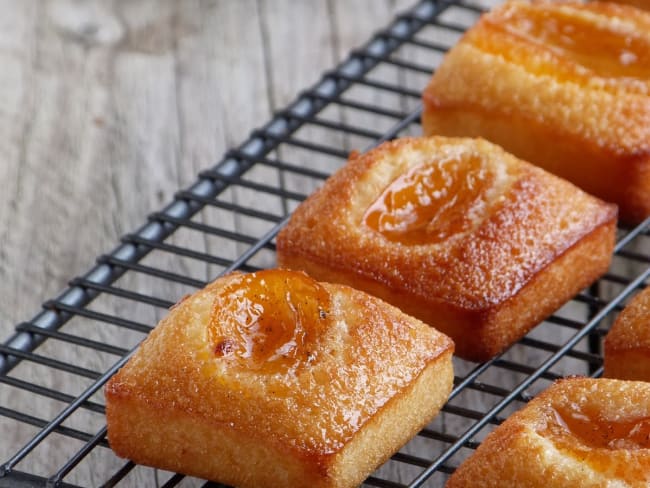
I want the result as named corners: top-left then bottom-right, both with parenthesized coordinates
top-left (0, 0), bottom-right (410, 336)
top-left (0, 0), bottom-right (412, 485)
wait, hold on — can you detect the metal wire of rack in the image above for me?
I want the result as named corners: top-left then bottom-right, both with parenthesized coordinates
top-left (1, 0), bottom-right (649, 486)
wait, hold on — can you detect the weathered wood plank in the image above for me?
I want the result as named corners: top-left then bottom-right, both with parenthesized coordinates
top-left (0, 1), bottom-right (413, 485)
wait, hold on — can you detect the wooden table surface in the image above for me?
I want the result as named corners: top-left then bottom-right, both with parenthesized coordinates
top-left (0, 0), bottom-right (413, 341)
top-left (1, 0), bottom-right (423, 484)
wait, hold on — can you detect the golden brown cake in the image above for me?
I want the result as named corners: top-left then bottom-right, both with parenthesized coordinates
top-left (277, 136), bottom-right (616, 362)
top-left (604, 286), bottom-right (650, 381)
top-left (105, 269), bottom-right (454, 488)
top-left (422, 0), bottom-right (650, 223)
top-left (446, 377), bottom-right (650, 487)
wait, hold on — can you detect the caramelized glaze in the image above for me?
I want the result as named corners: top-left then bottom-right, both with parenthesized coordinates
top-left (491, 3), bottom-right (650, 80)
top-left (547, 403), bottom-right (650, 450)
top-left (363, 153), bottom-right (494, 245)
top-left (208, 269), bottom-right (330, 372)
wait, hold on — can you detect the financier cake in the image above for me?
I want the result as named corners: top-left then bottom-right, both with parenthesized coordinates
top-left (105, 269), bottom-right (454, 488)
top-left (446, 377), bottom-right (650, 487)
top-left (604, 285), bottom-right (650, 381)
top-left (276, 136), bottom-right (616, 362)
top-left (422, 0), bottom-right (650, 223)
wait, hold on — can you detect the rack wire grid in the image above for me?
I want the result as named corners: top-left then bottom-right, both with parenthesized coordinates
top-left (1, 0), bottom-right (649, 486)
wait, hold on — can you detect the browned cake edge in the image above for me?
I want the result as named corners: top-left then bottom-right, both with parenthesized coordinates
top-left (279, 220), bottom-right (615, 362)
top-left (604, 348), bottom-right (650, 381)
top-left (105, 349), bottom-right (453, 488)
top-left (609, 0), bottom-right (650, 9)
top-left (603, 285), bottom-right (650, 381)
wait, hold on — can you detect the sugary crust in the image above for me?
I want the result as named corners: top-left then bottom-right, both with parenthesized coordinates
top-left (604, 286), bottom-right (650, 381)
top-left (105, 270), bottom-right (454, 488)
top-left (422, 0), bottom-right (650, 223)
top-left (446, 377), bottom-right (650, 487)
top-left (277, 136), bottom-right (616, 361)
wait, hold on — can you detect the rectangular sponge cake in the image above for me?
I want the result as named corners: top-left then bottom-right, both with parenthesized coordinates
top-left (105, 269), bottom-right (454, 488)
top-left (422, 0), bottom-right (650, 223)
top-left (277, 136), bottom-right (616, 362)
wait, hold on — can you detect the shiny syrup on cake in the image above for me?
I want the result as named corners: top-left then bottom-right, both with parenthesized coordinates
top-left (363, 152), bottom-right (495, 245)
top-left (546, 402), bottom-right (650, 450)
top-left (209, 269), bottom-right (330, 373)
top-left (489, 2), bottom-right (650, 80)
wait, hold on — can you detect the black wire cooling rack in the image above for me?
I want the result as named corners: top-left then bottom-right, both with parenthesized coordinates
top-left (1, 0), bottom-right (649, 486)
